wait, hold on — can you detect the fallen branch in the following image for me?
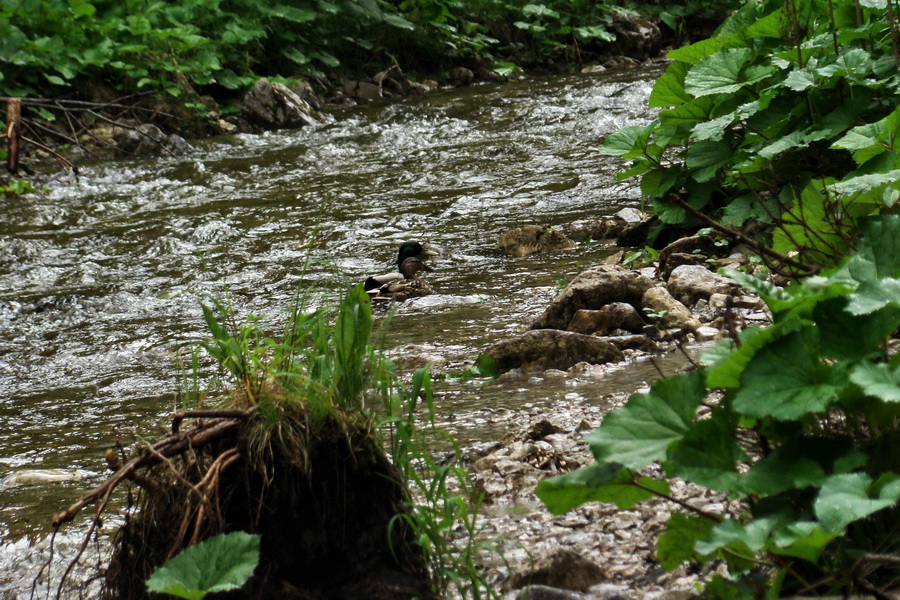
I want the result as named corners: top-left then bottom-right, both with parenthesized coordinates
top-left (669, 194), bottom-right (818, 277)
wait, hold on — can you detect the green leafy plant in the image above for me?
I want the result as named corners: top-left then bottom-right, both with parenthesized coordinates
top-left (622, 246), bottom-right (660, 268)
top-left (537, 214), bottom-right (900, 597)
top-left (601, 0), bottom-right (900, 273)
top-left (0, 178), bottom-right (38, 197)
top-left (145, 531), bottom-right (261, 600)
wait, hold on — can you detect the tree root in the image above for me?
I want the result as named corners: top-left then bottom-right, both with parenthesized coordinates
top-left (52, 409), bottom-right (253, 528)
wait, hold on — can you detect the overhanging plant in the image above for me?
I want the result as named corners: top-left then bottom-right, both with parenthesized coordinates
top-left (536, 214), bottom-right (900, 597)
top-left (600, 0), bottom-right (900, 273)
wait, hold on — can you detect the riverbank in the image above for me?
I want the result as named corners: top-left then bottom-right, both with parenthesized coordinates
top-left (2, 10), bottom-right (727, 175)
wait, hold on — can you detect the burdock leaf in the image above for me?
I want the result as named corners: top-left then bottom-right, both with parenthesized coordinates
top-left (649, 61), bottom-right (691, 107)
top-left (685, 140), bottom-right (732, 182)
top-left (771, 521), bottom-right (839, 563)
top-left (146, 532), bottom-right (261, 600)
top-left (586, 371), bottom-right (705, 469)
top-left (814, 473), bottom-right (900, 533)
top-left (669, 413), bottom-right (745, 492)
top-left (733, 327), bottom-right (846, 420)
top-left (537, 463), bottom-right (671, 515)
top-left (685, 48), bottom-right (753, 97)
top-left (657, 513), bottom-right (716, 571)
top-left (599, 125), bottom-right (653, 157)
top-left (850, 361), bottom-right (900, 403)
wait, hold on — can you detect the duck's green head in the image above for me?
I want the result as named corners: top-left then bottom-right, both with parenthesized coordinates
top-left (396, 241), bottom-right (437, 267)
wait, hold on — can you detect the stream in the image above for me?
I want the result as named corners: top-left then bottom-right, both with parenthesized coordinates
top-left (0, 66), bottom-right (669, 596)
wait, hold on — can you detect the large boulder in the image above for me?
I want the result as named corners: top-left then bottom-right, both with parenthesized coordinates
top-left (666, 265), bottom-right (742, 307)
top-left (484, 330), bottom-right (624, 373)
top-left (496, 225), bottom-right (575, 257)
top-left (242, 78), bottom-right (327, 129)
top-left (531, 265), bottom-right (654, 330)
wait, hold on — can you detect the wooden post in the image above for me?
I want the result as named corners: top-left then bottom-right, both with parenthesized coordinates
top-left (6, 98), bottom-right (21, 173)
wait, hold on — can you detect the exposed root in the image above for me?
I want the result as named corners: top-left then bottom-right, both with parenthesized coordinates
top-left (46, 403), bottom-right (433, 600)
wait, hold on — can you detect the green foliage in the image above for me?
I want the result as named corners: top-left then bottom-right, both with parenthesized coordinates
top-left (145, 531), bottom-right (261, 600)
top-left (0, 0), bottom-right (743, 104)
top-left (536, 215), bottom-right (900, 597)
top-left (604, 0), bottom-right (900, 270)
top-left (0, 178), bottom-right (39, 196)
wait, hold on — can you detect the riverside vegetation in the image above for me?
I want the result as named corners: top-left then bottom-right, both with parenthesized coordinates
top-left (538, 0), bottom-right (900, 596)
top-left (0, 0), bottom-right (732, 190)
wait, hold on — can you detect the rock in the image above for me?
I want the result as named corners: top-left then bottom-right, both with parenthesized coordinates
top-left (600, 302), bottom-right (646, 333)
top-left (616, 216), bottom-right (657, 247)
top-left (609, 15), bottom-right (661, 59)
top-left (567, 303), bottom-right (644, 336)
top-left (602, 334), bottom-right (660, 353)
top-left (448, 66), bottom-right (475, 85)
top-left (2, 468), bottom-right (93, 486)
top-left (343, 79), bottom-right (383, 100)
top-left (287, 80), bottom-right (324, 111)
top-left (115, 123), bottom-right (193, 156)
top-left (511, 548), bottom-right (607, 592)
top-left (642, 287), bottom-right (702, 332)
top-left (484, 330), bottom-right (624, 373)
top-left (388, 344), bottom-right (449, 372)
top-left (517, 585), bottom-right (588, 600)
top-left (615, 208), bottom-right (645, 223)
top-left (567, 310), bottom-right (605, 335)
top-left (588, 583), bottom-right (636, 600)
top-left (404, 79), bottom-right (435, 95)
top-left (526, 419), bottom-right (564, 440)
top-left (660, 253), bottom-right (711, 279)
top-left (496, 225), bottom-right (576, 257)
top-left (658, 235), bottom-right (721, 278)
top-left (591, 217), bottom-right (628, 240)
top-left (531, 265), bottom-right (654, 330)
top-left (666, 265), bottom-right (742, 307)
top-left (602, 56), bottom-right (642, 70)
top-left (241, 78), bottom-right (325, 129)
top-left (581, 64), bottom-right (607, 74)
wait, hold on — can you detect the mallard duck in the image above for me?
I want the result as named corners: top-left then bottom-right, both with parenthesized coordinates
top-left (365, 241), bottom-right (437, 302)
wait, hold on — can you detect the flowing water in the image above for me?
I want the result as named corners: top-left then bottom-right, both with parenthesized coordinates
top-left (0, 66), bottom-right (672, 595)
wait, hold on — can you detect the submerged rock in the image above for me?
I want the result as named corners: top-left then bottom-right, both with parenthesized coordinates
top-left (531, 265), bottom-right (654, 330)
top-left (496, 225), bottom-right (576, 257)
top-left (484, 329), bottom-right (624, 373)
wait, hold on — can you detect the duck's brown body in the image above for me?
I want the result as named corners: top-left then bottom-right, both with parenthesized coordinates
top-left (365, 242), bottom-right (436, 302)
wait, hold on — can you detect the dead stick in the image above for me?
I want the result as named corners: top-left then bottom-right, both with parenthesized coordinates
top-left (20, 136), bottom-right (79, 175)
top-left (670, 195), bottom-right (818, 276)
top-left (6, 98), bottom-right (21, 173)
top-left (173, 408), bottom-right (252, 433)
